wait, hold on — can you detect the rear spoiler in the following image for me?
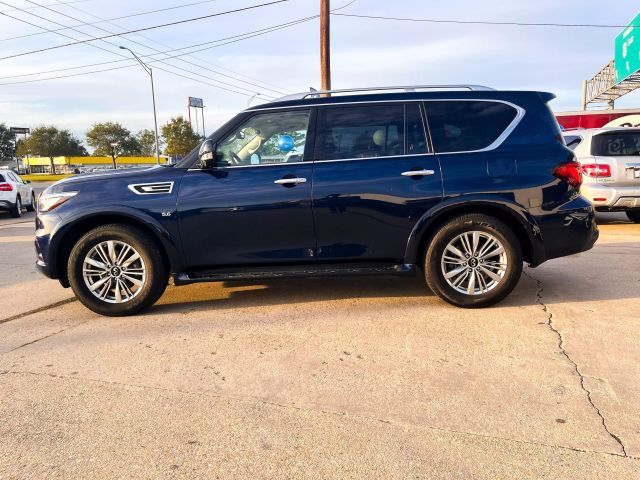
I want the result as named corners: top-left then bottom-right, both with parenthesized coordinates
top-left (537, 92), bottom-right (556, 103)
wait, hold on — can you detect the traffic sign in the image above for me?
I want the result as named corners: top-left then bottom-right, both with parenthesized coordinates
top-left (189, 97), bottom-right (204, 108)
top-left (615, 12), bottom-right (640, 84)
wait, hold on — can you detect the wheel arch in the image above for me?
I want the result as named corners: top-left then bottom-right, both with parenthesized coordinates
top-left (52, 211), bottom-right (181, 287)
top-left (405, 198), bottom-right (543, 267)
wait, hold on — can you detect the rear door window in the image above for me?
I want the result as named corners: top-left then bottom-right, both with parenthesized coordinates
top-left (315, 104), bottom-right (405, 160)
top-left (591, 131), bottom-right (640, 156)
top-left (425, 101), bottom-right (518, 153)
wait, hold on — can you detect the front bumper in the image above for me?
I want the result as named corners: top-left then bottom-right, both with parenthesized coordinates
top-left (582, 183), bottom-right (640, 210)
top-left (34, 212), bottom-right (62, 280)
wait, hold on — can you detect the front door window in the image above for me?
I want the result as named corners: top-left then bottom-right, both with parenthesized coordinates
top-left (216, 110), bottom-right (310, 166)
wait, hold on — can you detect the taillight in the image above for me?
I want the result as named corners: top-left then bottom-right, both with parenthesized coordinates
top-left (0, 183), bottom-right (13, 191)
top-left (581, 163), bottom-right (611, 178)
top-left (553, 162), bottom-right (583, 189)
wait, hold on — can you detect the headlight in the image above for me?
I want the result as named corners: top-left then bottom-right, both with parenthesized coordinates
top-left (38, 191), bottom-right (78, 212)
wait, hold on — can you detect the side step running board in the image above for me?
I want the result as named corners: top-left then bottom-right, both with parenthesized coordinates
top-left (173, 264), bottom-right (416, 285)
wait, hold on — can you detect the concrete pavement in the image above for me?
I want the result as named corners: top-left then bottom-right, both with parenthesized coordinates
top-left (0, 211), bottom-right (639, 479)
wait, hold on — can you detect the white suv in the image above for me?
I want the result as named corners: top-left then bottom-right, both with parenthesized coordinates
top-left (564, 128), bottom-right (640, 223)
top-left (0, 170), bottom-right (35, 218)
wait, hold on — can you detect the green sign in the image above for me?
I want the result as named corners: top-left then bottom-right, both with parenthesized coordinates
top-left (615, 12), bottom-right (640, 84)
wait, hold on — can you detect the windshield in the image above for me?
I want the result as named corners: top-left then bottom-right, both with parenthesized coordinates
top-left (591, 132), bottom-right (640, 156)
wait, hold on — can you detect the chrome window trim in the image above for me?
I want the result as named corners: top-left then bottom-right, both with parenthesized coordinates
top-left (186, 153), bottom-right (436, 171)
top-left (185, 99), bottom-right (526, 171)
top-left (127, 181), bottom-right (174, 195)
top-left (249, 98), bottom-right (525, 157)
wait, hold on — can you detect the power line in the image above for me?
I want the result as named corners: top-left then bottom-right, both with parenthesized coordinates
top-left (50, 0), bottom-right (292, 95)
top-left (0, 0), bottom-right (291, 60)
top-left (0, 0), bottom-right (223, 42)
top-left (0, 15), bottom-right (318, 82)
top-left (17, 0), bottom-right (275, 97)
top-left (0, 15), bottom-right (318, 88)
top-left (332, 12), bottom-right (638, 29)
top-left (0, 0), bottom-right (275, 98)
top-left (0, 0), bottom-right (92, 14)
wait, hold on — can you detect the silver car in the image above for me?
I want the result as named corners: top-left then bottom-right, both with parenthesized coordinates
top-left (564, 128), bottom-right (640, 223)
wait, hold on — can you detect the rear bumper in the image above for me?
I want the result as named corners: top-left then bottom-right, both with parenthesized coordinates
top-left (532, 196), bottom-right (599, 265)
top-left (0, 200), bottom-right (14, 210)
top-left (582, 183), bottom-right (640, 210)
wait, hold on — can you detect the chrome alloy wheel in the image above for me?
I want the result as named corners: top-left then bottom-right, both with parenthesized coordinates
top-left (440, 231), bottom-right (508, 295)
top-left (82, 240), bottom-right (146, 304)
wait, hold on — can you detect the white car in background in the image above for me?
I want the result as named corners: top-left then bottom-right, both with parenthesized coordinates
top-left (564, 128), bottom-right (640, 223)
top-left (0, 170), bottom-right (36, 218)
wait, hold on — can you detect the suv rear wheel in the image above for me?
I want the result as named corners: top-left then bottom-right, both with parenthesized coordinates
top-left (626, 210), bottom-right (640, 223)
top-left (424, 214), bottom-right (523, 308)
top-left (68, 224), bottom-right (169, 316)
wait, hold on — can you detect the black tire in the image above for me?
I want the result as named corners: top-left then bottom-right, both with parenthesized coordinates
top-left (25, 192), bottom-right (36, 212)
top-left (626, 210), bottom-right (640, 223)
top-left (68, 224), bottom-right (169, 316)
top-left (9, 195), bottom-right (21, 218)
top-left (424, 214), bottom-right (523, 308)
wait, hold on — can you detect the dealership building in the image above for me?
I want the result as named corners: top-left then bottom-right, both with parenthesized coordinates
top-left (24, 156), bottom-right (167, 174)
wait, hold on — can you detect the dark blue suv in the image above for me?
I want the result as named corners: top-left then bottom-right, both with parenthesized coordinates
top-left (35, 85), bottom-right (598, 316)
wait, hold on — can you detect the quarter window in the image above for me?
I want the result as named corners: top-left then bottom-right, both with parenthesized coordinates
top-left (316, 104), bottom-right (406, 160)
top-left (563, 135), bottom-right (582, 150)
top-left (216, 109), bottom-right (310, 166)
top-left (425, 101), bottom-right (518, 153)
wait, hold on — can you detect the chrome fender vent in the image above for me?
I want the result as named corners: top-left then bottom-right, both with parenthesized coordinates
top-left (128, 182), bottom-right (174, 195)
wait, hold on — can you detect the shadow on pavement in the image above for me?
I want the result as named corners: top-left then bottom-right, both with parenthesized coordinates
top-left (151, 240), bottom-right (640, 315)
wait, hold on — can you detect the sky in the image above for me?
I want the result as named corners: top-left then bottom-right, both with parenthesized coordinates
top-left (0, 0), bottom-right (639, 145)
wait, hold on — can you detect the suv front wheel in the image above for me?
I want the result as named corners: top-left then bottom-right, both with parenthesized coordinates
top-left (68, 224), bottom-right (169, 316)
top-left (424, 214), bottom-right (523, 308)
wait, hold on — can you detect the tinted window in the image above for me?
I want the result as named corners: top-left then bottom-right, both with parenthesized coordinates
top-left (563, 135), bottom-right (582, 150)
top-left (406, 103), bottom-right (428, 154)
top-left (316, 104), bottom-right (405, 160)
top-left (591, 132), bottom-right (640, 156)
top-left (0, 174), bottom-right (4, 182)
top-left (425, 101), bottom-right (518, 153)
top-left (216, 110), bottom-right (310, 166)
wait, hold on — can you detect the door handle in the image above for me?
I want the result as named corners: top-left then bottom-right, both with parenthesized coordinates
top-left (274, 177), bottom-right (307, 185)
top-left (401, 169), bottom-right (435, 177)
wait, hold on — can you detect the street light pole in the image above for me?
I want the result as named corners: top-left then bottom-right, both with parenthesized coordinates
top-left (119, 46), bottom-right (161, 165)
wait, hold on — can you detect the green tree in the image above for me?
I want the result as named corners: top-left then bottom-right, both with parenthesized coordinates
top-left (0, 123), bottom-right (15, 160)
top-left (162, 116), bottom-right (200, 158)
top-left (85, 122), bottom-right (141, 156)
top-left (136, 129), bottom-right (162, 157)
top-left (19, 126), bottom-right (85, 174)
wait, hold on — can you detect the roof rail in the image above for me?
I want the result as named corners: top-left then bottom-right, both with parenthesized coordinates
top-left (272, 85), bottom-right (495, 102)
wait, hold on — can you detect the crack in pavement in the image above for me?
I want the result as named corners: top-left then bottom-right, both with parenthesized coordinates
top-left (3, 319), bottom-right (90, 354)
top-left (524, 269), bottom-right (628, 458)
top-left (0, 298), bottom-right (77, 325)
top-left (1, 369), bottom-right (638, 461)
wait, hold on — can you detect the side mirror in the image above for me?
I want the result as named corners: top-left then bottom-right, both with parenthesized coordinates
top-left (198, 140), bottom-right (219, 169)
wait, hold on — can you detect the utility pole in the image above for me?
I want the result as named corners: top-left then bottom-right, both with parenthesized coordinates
top-left (320, 0), bottom-right (331, 92)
